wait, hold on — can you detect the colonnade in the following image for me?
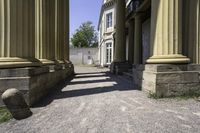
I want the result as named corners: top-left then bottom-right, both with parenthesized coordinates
top-left (0, 0), bottom-right (69, 68)
top-left (114, 0), bottom-right (200, 65)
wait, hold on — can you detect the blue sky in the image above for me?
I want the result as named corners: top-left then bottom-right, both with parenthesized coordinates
top-left (70, 0), bottom-right (102, 37)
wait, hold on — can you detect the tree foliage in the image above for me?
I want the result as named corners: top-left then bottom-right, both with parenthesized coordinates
top-left (71, 21), bottom-right (98, 48)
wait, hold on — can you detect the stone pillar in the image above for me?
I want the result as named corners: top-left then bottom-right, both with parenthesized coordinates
top-left (35, 0), bottom-right (56, 65)
top-left (114, 0), bottom-right (126, 62)
top-left (0, 0), bottom-right (40, 68)
top-left (183, 0), bottom-right (200, 64)
top-left (147, 0), bottom-right (190, 64)
top-left (134, 15), bottom-right (142, 64)
top-left (55, 0), bottom-right (69, 63)
top-left (63, 0), bottom-right (70, 61)
top-left (128, 19), bottom-right (134, 64)
top-left (199, 0), bottom-right (200, 63)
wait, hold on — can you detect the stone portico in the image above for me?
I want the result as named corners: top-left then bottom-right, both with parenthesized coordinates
top-left (112, 0), bottom-right (200, 97)
top-left (0, 0), bottom-right (73, 106)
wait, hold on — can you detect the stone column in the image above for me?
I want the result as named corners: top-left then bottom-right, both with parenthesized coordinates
top-left (35, 0), bottom-right (56, 65)
top-left (147, 0), bottom-right (190, 64)
top-left (55, 0), bottom-right (69, 63)
top-left (0, 0), bottom-right (40, 68)
top-left (183, 0), bottom-right (200, 64)
top-left (199, 0), bottom-right (200, 63)
top-left (128, 19), bottom-right (134, 64)
top-left (134, 15), bottom-right (142, 64)
top-left (114, 0), bottom-right (126, 62)
top-left (63, 0), bottom-right (70, 61)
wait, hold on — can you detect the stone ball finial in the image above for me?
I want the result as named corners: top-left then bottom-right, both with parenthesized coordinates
top-left (1, 88), bottom-right (32, 120)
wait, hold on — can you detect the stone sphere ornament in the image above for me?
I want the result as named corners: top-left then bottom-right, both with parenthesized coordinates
top-left (2, 88), bottom-right (32, 120)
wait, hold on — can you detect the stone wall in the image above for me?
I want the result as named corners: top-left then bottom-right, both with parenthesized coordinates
top-left (70, 48), bottom-right (99, 65)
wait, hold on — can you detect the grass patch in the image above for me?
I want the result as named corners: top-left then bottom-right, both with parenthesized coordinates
top-left (148, 91), bottom-right (200, 101)
top-left (0, 107), bottom-right (12, 124)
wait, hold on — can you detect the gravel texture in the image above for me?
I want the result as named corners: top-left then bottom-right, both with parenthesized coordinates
top-left (0, 66), bottom-right (200, 133)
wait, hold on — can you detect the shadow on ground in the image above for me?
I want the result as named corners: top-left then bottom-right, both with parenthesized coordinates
top-left (33, 70), bottom-right (138, 108)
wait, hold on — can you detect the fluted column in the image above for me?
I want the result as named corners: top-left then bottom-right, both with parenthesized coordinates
top-left (35, 0), bottom-right (56, 65)
top-left (0, 0), bottom-right (40, 68)
top-left (114, 0), bottom-right (126, 62)
top-left (63, 0), bottom-right (70, 61)
top-left (55, 0), bottom-right (69, 63)
top-left (134, 15), bottom-right (142, 64)
top-left (183, 0), bottom-right (200, 64)
top-left (147, 0), bottom-right (190, 64)
top-left (128, 19), bottom-right (134, 64)
top-left (198, 0), bottom-right (200, 63)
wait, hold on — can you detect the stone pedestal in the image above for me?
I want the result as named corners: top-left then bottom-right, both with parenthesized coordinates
top-left (133, 64), bottom-right (200, 97)
top-left (0, 63), bottom-right (74, 106)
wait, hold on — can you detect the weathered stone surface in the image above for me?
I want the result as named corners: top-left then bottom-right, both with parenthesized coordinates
top-left (142, 80), bottom-right (156, 93)
top-left (144, 64), bottom-right (188, 72)
top-left (139, 64), bottom-right (200, 97)
top-left (188, 64), bottom-right (200, 71)
top-left (156, 72), bottom-right (199, 84)
top-left (2, 88), bottom-right (32, 120)
top-left (0, 63), bottom-right (74, 107)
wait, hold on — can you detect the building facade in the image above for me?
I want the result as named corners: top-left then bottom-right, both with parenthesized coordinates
top-left (98, 0), bottom-right (116, 67)
top-left (0, 0), bottom-right (73, 106)
top-left (99, 0), bottom-right (200, 97)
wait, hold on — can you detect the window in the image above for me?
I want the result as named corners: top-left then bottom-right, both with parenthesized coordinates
top-left (106, 43), bottom-right (112, 63)
top-left (106, 12), bottom-right (112, 28)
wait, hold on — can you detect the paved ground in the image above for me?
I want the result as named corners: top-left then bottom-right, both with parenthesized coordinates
top-left (0, 66), bottom-right (200, 133)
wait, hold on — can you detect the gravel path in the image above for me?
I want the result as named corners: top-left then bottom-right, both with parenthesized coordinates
top-left (0, 66), bottom-right (200, 133)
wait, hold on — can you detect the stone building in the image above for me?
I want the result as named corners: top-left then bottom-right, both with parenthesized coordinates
top-left (98, 0), bottom-right (115, 67)
top-left (0, 0), bottom-right (73, 106)
top-left (99, 0), bottom-right (200, 97)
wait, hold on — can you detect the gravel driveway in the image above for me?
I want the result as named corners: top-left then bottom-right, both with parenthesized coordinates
top-left (0, 66), bottom-right (200, 133)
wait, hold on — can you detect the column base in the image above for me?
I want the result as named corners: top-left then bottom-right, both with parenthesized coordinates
top-left (0, 58), bottom-right (42, 68)
top-left (110, 61), bottom-right (132, 75)
top-left (133, 64), bottom-right (200, 98)
top-left (39, 59), bottom-right (56, 65)
top-left (146, 55), bottom-right (190, 64)
top-left (0, 62), bottom-right (74, 107)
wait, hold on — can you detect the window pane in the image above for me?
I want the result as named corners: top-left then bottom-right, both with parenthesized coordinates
top-left (106, 13), bottom-right (112, 28)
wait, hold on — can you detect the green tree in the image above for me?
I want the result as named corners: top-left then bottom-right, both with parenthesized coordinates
top-left (71, 21), bottom-right (98, 48)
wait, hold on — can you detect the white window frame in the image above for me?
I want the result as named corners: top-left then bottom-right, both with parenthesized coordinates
top-left (106, 12), bottom-right (113, 29)
top-left (105, 42), bottom-right (113, 64)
